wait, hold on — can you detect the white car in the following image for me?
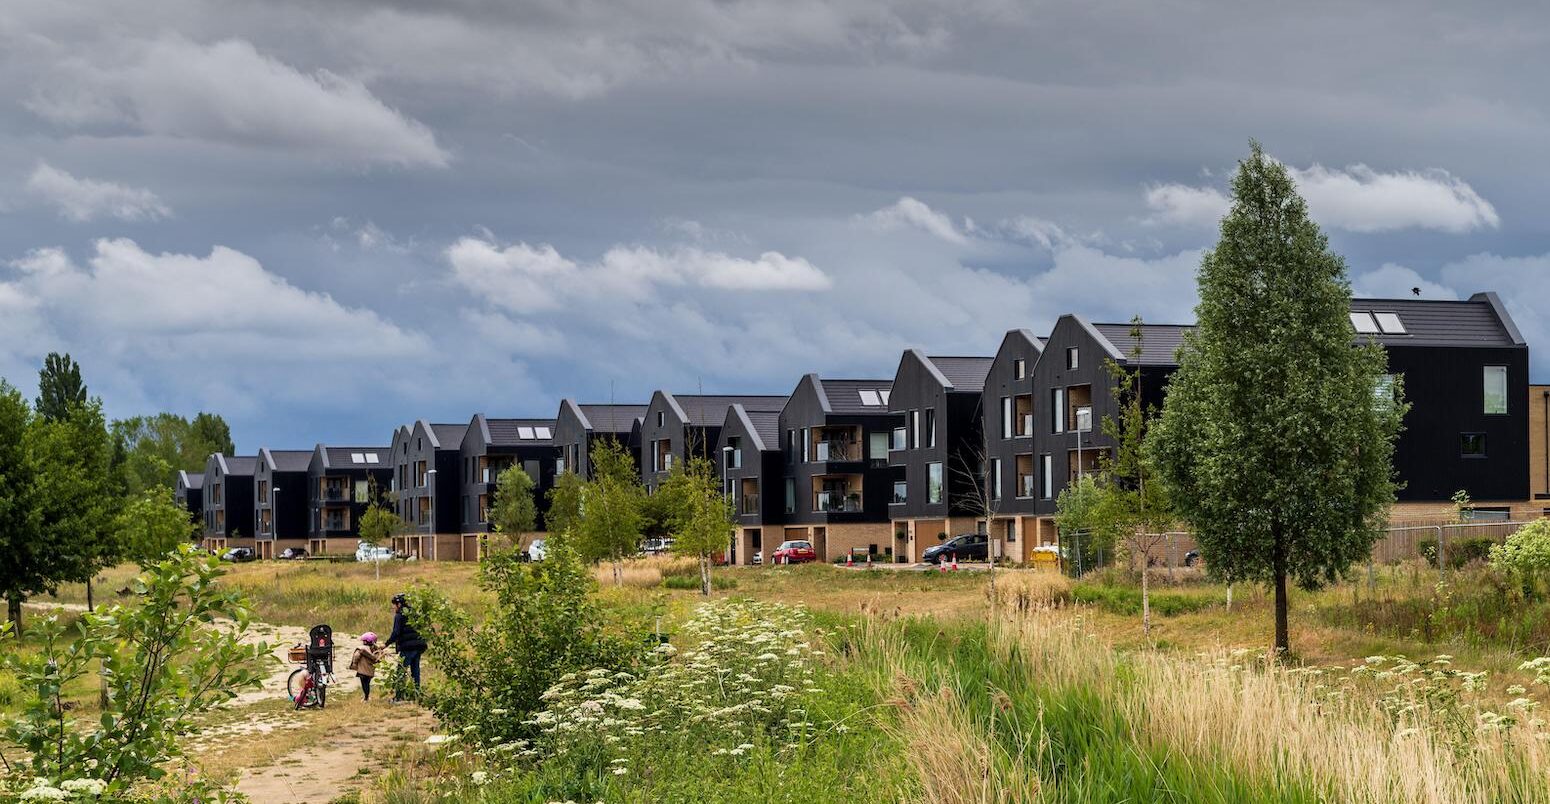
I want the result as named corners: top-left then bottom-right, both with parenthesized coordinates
top-left (527, 538), bottom-right (547, 562)
top-left (356, 542), bottom-right (394, 563)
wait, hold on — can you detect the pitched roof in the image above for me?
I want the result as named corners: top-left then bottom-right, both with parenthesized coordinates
top-left (815, 378), bottom-right (895, 414)
top-left (485, 417), bottom-right (556, 446)
top-left (260, 448), bottom-right (313, 472)
top-left (177, 470), bottom-right (203, 490)
top-left (744, 410), bottom-right (782, 450)
top-left (1349, 294), bottom-right (1525, 348)
top-left (215, 454), bottom-right (257, 475)
top-left (665, 394), bottom-right (788, 427)
top-left (322, 446), bottom-right (388, 468)
top-left (427, 422), bottom-right (468, 449)
top-left (576, 403), bottom-right (648, 434)
top-left (925, 356), bottom-right (994, 392)
top-left (1090, 323), bottom-right (1193, 366)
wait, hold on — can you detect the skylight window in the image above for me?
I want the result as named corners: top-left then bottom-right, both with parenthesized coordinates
top-left (517, 426), bottom-right (536, 439)
top-left (350, 452), bottom-right (365, 463)
top-left (535, 427), bottom-right (552, 439)
top-left (858, 390), bottom-right (882, 406)
top-left (1373, 312), bottom-right (1406, 334)
top-left (365, 453), bottom-right (380, 464)
top-left (1349, 312), bottom-right (1379, 334)
top-left (880, 390), bottom-right (891, 404)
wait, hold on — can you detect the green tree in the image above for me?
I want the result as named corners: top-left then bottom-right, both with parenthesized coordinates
top-left (111, 412), bottom-right (235, 495)
top-left (1053, 474), bottom-right (1109, 575)
top-left (188, 411), bottom-right (235, 456)
top-left (664, 457), bottom-right (734, 596)
top-left (31, 398), bottom-right (124, 615)
top-left (545, 469), bottom-right (585, 539)
top-left (0, 381), bottom-right (39, 633)
top-left (576, 439), bottom-right (646, 585)
top-left (34, 352), bottom-right (86, 422)
top-left (489, 463), bottom-right (537, 553)
top-left (1150, 143), bottom-right (1407, 656)
top-left (358, 499), bottom-right (403, 580)
top-left (115, 485), bottom-right (197, 566)
top-left (1, 545), bottom-right (270, 799)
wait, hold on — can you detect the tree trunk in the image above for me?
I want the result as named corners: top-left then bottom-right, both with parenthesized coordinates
top-left (1225, 583), bottom-right (1233, 612)
top-left (1272, 527), bottom-right (1290, 659)
top-left (700, 555), bottom-right (711, 597)
top-left (5, 596), bottom-right (21, 638)
top-left (86, 577), bottom-right (95, 613)
top-left (1141, 553), bottom-right (1151, 639)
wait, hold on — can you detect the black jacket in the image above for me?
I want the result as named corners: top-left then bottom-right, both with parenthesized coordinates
top-left (386, 607), bottom-right (427, 652)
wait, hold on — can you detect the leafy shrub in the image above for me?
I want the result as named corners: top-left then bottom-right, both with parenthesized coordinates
top-left (1491, 520), bottom-right (1550, 583)
top-left (1420, 536), bottom-right (1496, 569)
top-left (1, 545), bottom-right (270, 801)
top-left (410, 536), bottom-right (648, 747)
top-left (661, 574), bottom-right (736, 590)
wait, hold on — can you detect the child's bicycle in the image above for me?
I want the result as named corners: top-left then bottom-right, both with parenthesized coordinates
top-left (287, 624), bottom-right (335, 710)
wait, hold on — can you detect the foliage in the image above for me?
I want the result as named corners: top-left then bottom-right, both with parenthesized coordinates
top-left (1071, 583), bottom-right (1224, 616)
top-left (1452, 489), bottom-right (1475, 524)
top-left (544, 469), bottom-right (584, 539)
top-left (1150, 142), bottom-right (1407, 655)
top-left (662, 457), bottom-right (734, 596)
top-left (0, 382), bottom-right (39, 631)
top-left (573, 439), bottom-right (645, 582)
top-left (1490, 520), bottom-right (1550, 596)
top-left (110, 412), bottom-right (236, 495)
top-left (358, 500), bottom-right (403, 550)
top-left (1053, 475), bottom-right (1113, 571)
top-left (410, 536), bottom-right (644, 747)
top-left (1419, 536), bottom-right (1495, 570)
top-left (33, 353), bottom-right (86, 423)
top-left (488, 464), bottom-right (537, 548)
top-left (0, 545), bottom-right (270, 800)
top-left (661, 573), bottom-right (737, 591)
top-left (113, 485), bottom-right (197, 566)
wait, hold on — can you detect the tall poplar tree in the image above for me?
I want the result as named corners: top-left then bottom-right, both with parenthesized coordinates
top-left (35, 353), bottom-right (86, 422)
top-left (1150, 143), bottom-right (1406, 656)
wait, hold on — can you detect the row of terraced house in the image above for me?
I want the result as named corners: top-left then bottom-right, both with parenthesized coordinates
top-left (182, 293), bottom-right (1550, 564)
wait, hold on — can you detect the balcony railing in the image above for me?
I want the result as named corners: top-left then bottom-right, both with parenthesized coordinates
top-left (815, 441), bottom-right (860, 462)
top-left (740, 494), bottom-right (760, 515)
top-left (321, 487), bottom-right (349, 501)
top-left (815, 491), bottom-right (863, 513)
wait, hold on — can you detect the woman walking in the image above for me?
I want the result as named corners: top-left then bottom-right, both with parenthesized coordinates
top-left (385, 593), bottom-right (427, 700)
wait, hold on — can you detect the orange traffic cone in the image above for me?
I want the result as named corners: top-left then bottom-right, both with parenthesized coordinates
top-left (951, 552), bottom-right (959, 571)
top-left (846, 553), bottom-right (854, 568)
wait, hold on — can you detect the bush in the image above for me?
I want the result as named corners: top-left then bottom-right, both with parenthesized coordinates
top-left (410, 536), bottom-right (648, 747)
top-left (1491, 520), bottom-right (1550, 578)
top-left (1420, 536), bottom-right (1496, 569)
top-left (662, 574), bottom-right (736, 590)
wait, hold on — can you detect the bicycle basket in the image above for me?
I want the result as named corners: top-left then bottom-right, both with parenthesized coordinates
top-left (287, 644), bottom-right (308, 663)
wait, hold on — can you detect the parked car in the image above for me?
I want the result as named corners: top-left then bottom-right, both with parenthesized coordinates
top-left (527, 538), bottom-right (548, 562)
top-left (923, 533), bottom-right (988, 565)
top-left (642, 537), bottom-right (675, 556)
top-left (770, 540), bottom-right (818, 565)
top-left (355, 542), bottom-right (394, 563)
top-left (279, 547), bottom-right (308, 560)
top-left (751, 551), bottom-right (763, 565)
top-left (221, 547), bottom-right (256, 563)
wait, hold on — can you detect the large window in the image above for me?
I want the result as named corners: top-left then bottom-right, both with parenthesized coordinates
top-left (1461, 433), bottom-right (1487, 458)
top-left (991, 459), bottom-right (1002, 501)
top-left (924, 409), bottom-right (936, 448)
top-left (1040, 454), bottom-right (1053, 499)
top-left (1051, 388), bottom-right (1065, 434)
top-left (1001, 397), bottom-right (1012, 439)
top-left (927, 462), bottom-right (943, 504)
top-left (1484, 366), bottom-right (1508, 415)
top-left (784, 479), bottom-right (796, 513)
top-left (892, 480), bottom-right (907, 504)
top-left (910, 410), bottom-right (920, 449)
top-left (869, 431), bottom-right (890, 460)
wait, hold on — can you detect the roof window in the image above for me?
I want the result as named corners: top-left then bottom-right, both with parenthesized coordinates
top-left (1349, 312), bottom-right (1379, 334)
top-left (517, 426), bottom-right (536, 439)
top-left (1373, 312), bottom-right (1406, 334)
top-left (858, 390), bottom-right (882, 406)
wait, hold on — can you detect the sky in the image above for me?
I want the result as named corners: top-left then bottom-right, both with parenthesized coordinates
top-left (3, 0), bottom-right (1549, 452)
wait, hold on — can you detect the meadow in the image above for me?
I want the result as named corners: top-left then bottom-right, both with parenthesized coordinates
top-left (13, 555), bottom-right (1550, 802)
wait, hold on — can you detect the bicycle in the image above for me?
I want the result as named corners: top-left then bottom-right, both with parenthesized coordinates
top-left (287, 624), bottom-right (335, 710)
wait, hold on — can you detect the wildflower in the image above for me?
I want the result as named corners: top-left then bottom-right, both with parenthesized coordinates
top-left (612, 767), bottom-right (628, 776)
top-left (425, 735), bottom-right (458, 745)
top-left (470, 771), bottom-right (490, 786)
top-left (1508, 685), bottom-right (1528, 696)
top-left (59, 780), bottom-right (107, 796)
top-left (19, 785), bottom-right (68, 802)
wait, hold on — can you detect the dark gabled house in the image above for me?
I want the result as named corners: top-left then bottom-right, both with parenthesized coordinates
top-left (390, 420), bottom-right (469, 560)
top-left (459, 415), bottom-right (559, 555)
top-left (554, 400), bottom-right (647, 480)
top-left (981, 329), bottom-right (1047, 563)
top-left (254, 449), bottom-right (313, 558)
top-left (716, 403), bottom-right (785, 565)
top-left (770, 374), bottom-right (902, 564)
top-left (175, 470), bottom-right (204, 523)
top-left (200, 453), bottom-right (256, 551)
top-left (886, 351), bottom-right (994, 562)
top-left (306, 444), bottom-right (392, 556)
top-left (639, 392), bottom-right (788, 492)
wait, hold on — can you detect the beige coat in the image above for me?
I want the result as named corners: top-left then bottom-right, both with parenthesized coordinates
top-left (348, 645), bottom-right (384, 678)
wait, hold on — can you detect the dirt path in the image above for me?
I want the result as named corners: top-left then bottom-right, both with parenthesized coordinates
top-left (233, 707), bottom-right (436, 799)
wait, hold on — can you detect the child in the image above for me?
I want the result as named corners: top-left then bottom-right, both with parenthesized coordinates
top-left (348, 632), bottom-right (384, 701)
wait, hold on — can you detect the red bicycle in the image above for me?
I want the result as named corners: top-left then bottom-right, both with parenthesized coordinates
top-left (287, 624), bottom-right (335, 710)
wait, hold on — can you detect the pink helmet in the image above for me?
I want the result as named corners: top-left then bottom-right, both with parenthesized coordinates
top-left (361, 632), bottom-right (378, 644)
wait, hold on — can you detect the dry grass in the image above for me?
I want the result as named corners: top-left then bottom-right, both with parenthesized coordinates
top-left (591, 554), bottom-right (699, 588)
top-left (895, 683), bottom-right (1040, 804)
top-left (986, 570), bottom-right (1072, 614)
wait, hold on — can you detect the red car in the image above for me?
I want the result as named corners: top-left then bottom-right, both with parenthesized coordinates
top-left (770, 540), bottom-right (818, 565)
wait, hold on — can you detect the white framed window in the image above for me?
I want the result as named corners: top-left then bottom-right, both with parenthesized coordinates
top-left (1001, 396), bottom-right (1012, 439)
top-left (991, 459), bottom-right (1002, 501)
top-left (1014, 358), bottom-right (1026, 379)
top-left (1373, 312), bottom-right (1406, 334)
top-left (1484, 366), bottom-right (1508, 415)
top-left (910, 410), bottom-right (920, 449)
top-left (858, 389), bottom-right (882, 406)
top-left (1052, 388), bottom-right (1065, 433)
top-left (1349, 312), bottom-right (1379, 334)
top-left (657, 411), bottom-right (665, 427)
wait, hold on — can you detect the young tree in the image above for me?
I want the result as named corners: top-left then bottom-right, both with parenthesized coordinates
top-left (0, 381), bottom-right (39, 634)
top-left (664, 457), bottom-right (734, 596)
top-left (31, 399), bottom-right (124, 613)
top-left (1053, 475), bottom-right (1108, 576)
top-left (1094, 318), bottom-right (1175, 637)
top-left (1150, 143), bottom-right (1406, 657)
top-left (489, 464), bottom-right (537, 554)
top-left (545, 469), bottom-right (585, 539)
top-left (577, 440), bottom-right (646, 585)
top-left (114, 485), bottom-right (197, 566)
top-left (358, 500), bottom-right (403, 580)
top-left (951, 435), bottom-right (1001, 607)
top-left (34, 352), bottom-right (86, 422)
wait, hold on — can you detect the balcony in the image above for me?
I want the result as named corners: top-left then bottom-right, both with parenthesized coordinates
top-left (814, 491), bottom-right (863, 513)
top-left (321, 486), bottom-right (349, 502)
top-left (815, 440), bottom-right (861, 462)
top-left (740, 494), bottom-right (760, 516)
